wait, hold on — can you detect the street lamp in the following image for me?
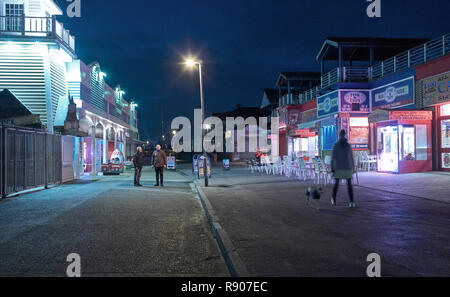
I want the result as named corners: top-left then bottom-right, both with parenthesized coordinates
top-left (185, 57), bottom-right (209, 187)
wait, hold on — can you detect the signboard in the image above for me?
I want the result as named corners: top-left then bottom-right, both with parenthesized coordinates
top-left (278, 106), bottom-right (302, 129)
top-left (372, 77), bottom-right (415, 110)
top-left (223, 159), bottom-right (230, 170)
top-left (442, 153), bottom-right (450, 169)
top-left (193, 155), bottom-right (199, 173)
top-left (317, 91), bottom-right (339, 118)
top-left (422, 71), bottom-right (450, 106)
top-left (442, 119), bottom-right (450, 148)
top-left (340, 90), bottom-right (370, 113)
top-left (349, 127), bottom-right (369, 149)
top-left (368, 109), bottom-right (390, 122)
top-left (389, 111), bottom-right (432, 121)
top-left (289, 129), bottom-right (317, 138)
top-left (342, 117), bottom-right (369, 150)
top-left (197, 155), bottom-right (211, 178)
top-left (167, 156), bottom-right (176, 170)
top-left (301, 109), bottom-right (317, 123)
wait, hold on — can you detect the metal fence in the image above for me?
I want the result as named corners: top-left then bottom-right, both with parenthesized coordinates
top-left (297, 33), bottom-right (450, 103)
top-left (1, 125), bottom-right (62, 199)
top-left (372, 33), bottom-right (450, 80)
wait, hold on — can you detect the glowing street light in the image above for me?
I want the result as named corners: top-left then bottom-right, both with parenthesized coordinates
top-left (184, 57), bottom-right (209, 187)
top-left (185, 59), bottom-right (198, 67)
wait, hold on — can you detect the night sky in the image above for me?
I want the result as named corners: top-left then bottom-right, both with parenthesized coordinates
top-left (60, 0), bottom-right (449, 141)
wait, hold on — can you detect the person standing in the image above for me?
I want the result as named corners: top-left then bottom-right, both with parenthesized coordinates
top-left (331, 130), bottom-right (356, 208)
top-left (152, 145), bottom-right (167, 187)
top-left (132, 147), bottom-right (144, 187)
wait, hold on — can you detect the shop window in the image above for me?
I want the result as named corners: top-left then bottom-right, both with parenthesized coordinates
top-left (321, 125), bottom-right (337, 151)
top-left (349, 117), bottom-right (369, 149)
top-left (416, 125), bottom-right (428, 161)
top-left (442, 120), bottom-right (450, 149)
top-left (377, 125), bottom-right (399, 172)
top-left (441, 104), bottom-right (450, 117)
top-left (400, 126), bottom-right (415, 161)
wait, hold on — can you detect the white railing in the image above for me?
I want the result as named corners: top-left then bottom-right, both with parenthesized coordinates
top-left (0, 15), bottom-right (75, 52)
top-left (294, 33), bottom-right (450, 104)
top-left (371, 33), bottom-right (449, 80)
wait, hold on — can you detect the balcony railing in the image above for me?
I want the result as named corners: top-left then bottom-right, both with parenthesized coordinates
top-left (294, 33), bottom-right (450, 105)
top-left (0, 15), bottom-right (75, 52)
top-left (320, 66), bottom-right (370, 90)
top-left (372, 33), bottom-right (449, 80)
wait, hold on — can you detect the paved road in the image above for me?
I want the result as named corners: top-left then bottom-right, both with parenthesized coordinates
top-left (193, 166), bottom-right (450, 277)
top-left (0, 167), bottom-right (228, 277)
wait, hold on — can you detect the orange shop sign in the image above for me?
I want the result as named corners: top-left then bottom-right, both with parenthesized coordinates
top-left (389, 111), bottom-right (432, 121)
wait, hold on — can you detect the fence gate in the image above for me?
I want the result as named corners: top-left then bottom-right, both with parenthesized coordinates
top-left (1, 126), bottom-right (62, 198)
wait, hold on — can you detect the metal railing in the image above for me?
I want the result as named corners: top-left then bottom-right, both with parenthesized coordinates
top-left (1, 125), bottom-right (62, 199)
top-left (294, 33), bottom-right (450, 104)
top-left (372, 33), bottom-right (450, 80)
top-left (321, 68), bottom-right (340, 90)
top-left (0, 15), bottom-right (75, 52)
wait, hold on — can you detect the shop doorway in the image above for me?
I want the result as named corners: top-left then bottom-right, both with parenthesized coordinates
top-left (439, 104), bottom-right (450, 171)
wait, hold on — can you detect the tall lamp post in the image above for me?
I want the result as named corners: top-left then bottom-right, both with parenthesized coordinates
top-left (185, 58), bottom-right (209, 187)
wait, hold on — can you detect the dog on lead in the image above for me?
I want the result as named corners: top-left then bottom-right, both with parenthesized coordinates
top-left (306, 186), bottom-right (323, 210)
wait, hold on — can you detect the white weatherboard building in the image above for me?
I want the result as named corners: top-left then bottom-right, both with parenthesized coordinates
top-left (0, 0), bottom-right (141, 179)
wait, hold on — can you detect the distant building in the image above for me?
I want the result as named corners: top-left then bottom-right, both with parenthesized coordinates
top-left (212, 105), bottom-right (271, 161)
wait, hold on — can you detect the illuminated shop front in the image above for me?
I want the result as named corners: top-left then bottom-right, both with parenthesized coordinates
top-left (277, 105), bottom-right (302, 157)
top-left (419, 70), bottom-right (450, 171)
top-left (369, 110), bottom-right (432, 173)
top-left (317, 90), bottom-right (370, 154)
top-left (288, 127), bottom-right (319, 160)
top-left (440, 104), bottom-right (450, 171)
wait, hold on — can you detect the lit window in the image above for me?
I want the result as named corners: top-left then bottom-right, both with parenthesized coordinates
top-left (442, 120), bottom-right (450, 149)
top-left (5, 4), bottom-right (24, 31)
top-left (441, 104), bottom-right (450, 117)
top-left (350, 117), bottom-right (369, 127)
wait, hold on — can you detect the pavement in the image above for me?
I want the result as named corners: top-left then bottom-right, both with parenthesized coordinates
top-left (0, 167), bottom-right (229, 277)
top-left (357, 171), bottom-right (450, 203)
top-left (1, 163), bottom-right (450, 277)
top-left (187, 165), bottom-right (450, 277)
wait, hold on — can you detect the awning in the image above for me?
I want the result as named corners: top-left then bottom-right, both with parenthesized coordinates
top-left (316, 115), bottom-right (338, 126)
top-left (297, 121), bottom-right (316, 129)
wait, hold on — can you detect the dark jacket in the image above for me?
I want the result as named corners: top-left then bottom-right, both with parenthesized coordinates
top-left (331, 137), bottom-right (355, 171)
top-left (133, 151), bottom-right (145, 168)
top-left (152, 150), bottom-right (167, 167)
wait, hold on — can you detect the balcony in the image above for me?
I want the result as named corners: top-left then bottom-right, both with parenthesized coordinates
top-left (297, 33), bottom-right (450, 103)
top-left (320, 66), bottom-right (370, 90)
top-left (0, 15), bottom-right (75, 53)
top-left (372, 33), bottom-right (450, 80)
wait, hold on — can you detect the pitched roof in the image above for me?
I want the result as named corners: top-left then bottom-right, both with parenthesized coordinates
top-left (263, 89), bottom-right (280, 105)
top-left (213, 106), bottom-right (271, 120)
top-left (0, 89), bottom-right (33, 119)
top-left (276, 72), bottom-right (321, 89)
